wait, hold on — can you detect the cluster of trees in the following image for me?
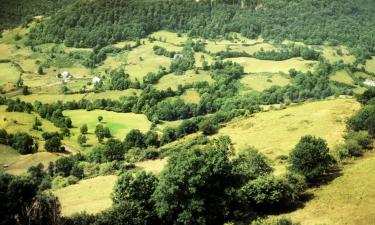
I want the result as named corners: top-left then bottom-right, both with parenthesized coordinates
top-left (215, 45), bottom-right (321, 61)
top-left (42, 132), bottom-right (64, 152)
top-left (27, 0), bottom-right (374, 61)
top-left (107, 69), bottom-right (140, 91)
top-left (348, 88), bottom-right (375, 137)
top-left (153, 45), bottom-right (176, 58)
top-left (0, 167), bottom-right (61, 225)
top-left (65, 136), bottom-right (307, 224)
top-left (0, 129), bottom-right (38, 154)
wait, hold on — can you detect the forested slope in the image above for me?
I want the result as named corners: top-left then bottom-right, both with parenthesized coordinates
top-left (0, 0), bottom-right (76, 30)
top-left (27, 0), bottom-right (375, 60)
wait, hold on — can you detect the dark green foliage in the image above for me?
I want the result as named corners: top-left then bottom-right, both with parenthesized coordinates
top-left (251, 217), bottom-right (300, 225)
top-left (357, 88), bottom-right (375, 105)
top-left (78, 134), bottom-right (87, 146)
top-left (347, 104), bottom-right (375, 137)
top-left (199, 119), bottom-right (219, 135)
top-left (38, 66), bottom-right (44, 75)
top-left (232, 147), bottom-right (273, 182)
top-left (10, 132), bottom-right (38, 154)
top-left (0, 128), bottom-right (8, 144)
top-left (103, 139), bottom-right (126, 162)
top-left (45, 136), bottom-right (62, 152)
top-left (22, 86), bottom-right (30, 95)
top-left (288, 135), bottom-right (334, 182)
top-left (152, 138), bottom-right (235, 224)
top-left (124, 129), bottom-right (145, 150)
top-left (95, 124), bottom-right (105, 142)
top-left (80, 124), bottom-right (88, 134)
top-left (54, 157), bottom-right (75, 177)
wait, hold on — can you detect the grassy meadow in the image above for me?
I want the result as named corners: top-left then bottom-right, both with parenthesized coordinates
top-left (63, 109), bottom-right (151, 149)
top-left (365, 57), bottom-right (375, 73)
top-left (240, 73), bottom-right (290, 91)
top-left (225, 57), bottom-right (316, 74)
top-left (283, 152), bottom-right (375, 225)
top-left (330, 70), bottom-right (354, 85)
top-left (0, 62), bottom-right (21, 85)
top-left (155, 70), bottom-right (214, 90)
top-left (54, 175), bottom-right (117, 216)
top-left (217, 98), bottom-right (360, 160)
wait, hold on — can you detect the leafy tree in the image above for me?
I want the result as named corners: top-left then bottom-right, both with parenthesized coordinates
top-left (124, 129), bottom-right (145, 150)
top-left (28, 192), bottom-right (61, 225)
top-left (199, 119), bottom-right (219, 135)
top-left (80, 124), bottom-right (88, 134)
top-left (98, 115), bottom-right (103, 122)
top-left (37, 65), bottom-right (44, 75)
top-left (232, 147), bottom-right (273, 182)
top-left (77, 134), bottom-right (87, 146)
top-left (54, 157), bottom-right (75, 177)
top-left (45, 136), bottom-right (62, 152)
top-left (288, 135), bottom-right (334, 182)
top-left (95, 124), bottom-right (105, 142)
top-left (152, 137), bottom-right (236, 224)
top-left (10, 132), bottom-right (38, 154)
top-left (103, 138), bottom-right (125, 162)
top-left (22, 86), bottom-right (30, 95)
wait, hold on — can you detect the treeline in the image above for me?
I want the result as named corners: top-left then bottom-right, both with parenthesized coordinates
top-left (27, 0), bottom-right (375, 61)
top-left (215, 45), bottom-right (321, 61)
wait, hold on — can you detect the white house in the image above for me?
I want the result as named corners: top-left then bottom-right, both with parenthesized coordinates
top-left (61, 71), bottom-right (72, 79)
top-left (364, 79), bottom-right (375, 87)
top-left (92, 76), bottom-right (101, 84)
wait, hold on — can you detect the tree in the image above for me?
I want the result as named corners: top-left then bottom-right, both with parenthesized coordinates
top-left (152, 137), bottom-right (236, 224)
top-left (232, 147), bottom-right (273, 183)
top-left (54, 157), bottom-right (74, 177)
top-left (98, 115), bottom-right (103, 122)
top-left (124, 129), bottom-right (145, 150)
top-left (80, 124), bottom-right (88, 134)
top-left (22, 86), bottom-right (30, 95)
top-left (45, 136), bottom-right (62, 152)
top-left (37, 66), bottom-right (44, 75)
top-left (77, 134), bottom-right (87, 146)
top-left (199, 119), bottom-right (218, 135)
top-left (95, 124), bottom-right (105, 142)
top-left (104, 127), bottom-right (111, 138)
top-left (288, 135), bottom-right (333, 182)
top-left (29, 192), bottom-right (61, 225)
top-left (103, 138), bottom-right (125, 161)
top-left (10, 132), bottom-right (38, 154)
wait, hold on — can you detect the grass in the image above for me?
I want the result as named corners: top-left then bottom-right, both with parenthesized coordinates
top-left (54, 175), bottom-right (117, 216)
top-left (155, 70), bottom-right (214, 91)
top-left (150, 30), bottom-right (188, 45)
top-left (330, 70), bottom-right (354, 85)
top-left (217, 98), bottom-right (360, 160)
top-left (365, 57), bottom-right (375, 73)
top-left (135, 158), bottom-right (168, 174)
top-left (63, 109), bottom-right (151, 150)
top-left (225, 57), bottom-right (316, 74)
top-left (180, 89), bottom-right (201, 104)
top-left (240, 73), bottom-right (290, 91)
top-left (321, 46), bottom-right (355, 64)
top-left (0, 63), bottom-right (21, 85)
top-left (282, 152), bottom-right (375, 225)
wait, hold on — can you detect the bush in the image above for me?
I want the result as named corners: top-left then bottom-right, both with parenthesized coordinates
top-left (251, 217), bottom-right (300, 225)
top-left (345, 131), bottom-right (373, 150)
top-left (288, 135), bottom-right (334, 182)
top-left (198, 119), bottom-right (218, 135)
top-left (345, 139), bottom-right (363, 157)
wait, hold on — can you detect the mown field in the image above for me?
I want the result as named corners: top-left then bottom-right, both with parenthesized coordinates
top-left (282, 152), bottom-right (375, 225)
top-left (217, 98), bottom-right (360, 160)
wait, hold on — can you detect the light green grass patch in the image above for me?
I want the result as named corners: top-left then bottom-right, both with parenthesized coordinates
top-left (54, 175), bottom-right (117, 216)
top-left (0, 63), bottom-right (21, 85)
top-left (321, 46), bottom-right (355, 64)
top-left (217, 98), bottom-right (360, 160)
top-left (365, 57), bottom-right (375, 73)
top-left (225, 57), bottom-right (316, 74)
top-left (150, 30), bottom-right (188, 45)
top-left (181, 89), bottom-right (201, 104)
top-left (241, 73), bottom-right (290, 91)
top-left (0, 144), bottom-right (21, 165)
top-left (194, 52), bottom-right (214, 68)
top-left (64, 110), bottom-right (151, 149)
top-left (135, 158), bottom-right (168, 174)
top-left (283, 152), bottom-right (375, 225)
top-left (155, 70), bottom-right (214, 91)
top-left (5, 152), bottom-right (61, 175)
top-left (330, 70), bottom-right (354, 85)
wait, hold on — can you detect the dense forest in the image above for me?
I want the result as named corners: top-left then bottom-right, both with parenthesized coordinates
top-left (26, 0), bottom-right (375, 61)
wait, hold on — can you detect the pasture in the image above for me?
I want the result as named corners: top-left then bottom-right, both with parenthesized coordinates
top-left (365, 57), bottom-right (375, 73)
top-left (330, 70), bottom-right (354, 85)
top-left (284, 152), bottom-right (375, 225)
top-left (63, 109), bottom-right (151, 149)
top-left (0, 63), bottom-right (21, 85)
top-left (155, 70), bottom-right (214, 90)
top-left (54, 175), bottom-right (117, 216)
top-left (217, 98), bottom-right (360, 160)
top-left (225, 57), bottom-right (316, 74)
top-left (321, 46), bottom-right (355, 64)
top-left (240, 73), bottom-right (290, 91)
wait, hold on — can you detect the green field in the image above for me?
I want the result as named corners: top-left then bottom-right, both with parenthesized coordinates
top-left (54, 175), bottom-right (117, 216)
top-left (240, 73), bottom-right (290, 91)
top-left (155, 70), bottom-right (214, 90)
top-left (64, 109), bottom-right (151, 149)
top-left (283, 152), bottom-right (375, 225)
top-left (217, 98), bottom-right (360, 160)
top-left (330, 70), bottom-right (354, 85)
top-left (321, 46), bottom-right (355, 64)
top-left (225, 57), bottom-right (316, 74)
top-left (365, 57), bottom-right (375, 73)
top-left (0, 63), bottom-right (21, 85)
